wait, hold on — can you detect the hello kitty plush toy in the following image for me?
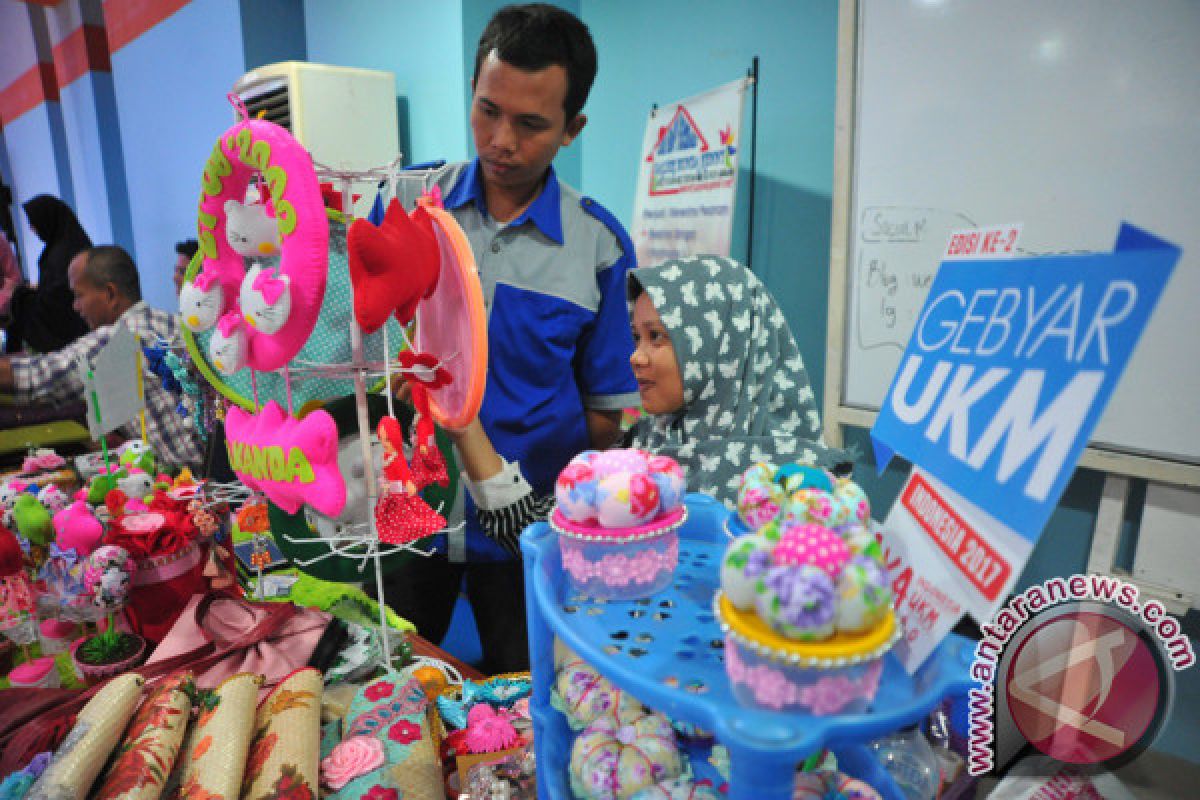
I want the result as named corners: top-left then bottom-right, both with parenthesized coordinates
top-left (239, 263), bottom-right (292, 335)
top-left (180, 268), bottom-right (225, 332)
top-left (224, 198), bottom-right (280, 257)
top-left (208, 312), bottom-right (248, 375)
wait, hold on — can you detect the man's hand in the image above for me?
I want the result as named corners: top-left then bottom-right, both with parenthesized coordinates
top-left (586, 409), bottom-right (624, 450)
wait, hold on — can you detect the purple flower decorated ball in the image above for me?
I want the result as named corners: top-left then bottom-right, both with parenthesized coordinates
top-left (646, 455), bottom-right (686, 512)
top-left (556, 459), bottom-right (599, 523)
top-left (596, 472), bottom-right (661, 528)
top-left (720, 534), bottom-right (775, 611)
top-left (82, 545), bottom-right (136, 610)
top-left (772, 523), bottom-right (851, 580)
top-left (835, 555), bottom-right (892, 634)
top-left (756, 565), bottom-right (836, 640)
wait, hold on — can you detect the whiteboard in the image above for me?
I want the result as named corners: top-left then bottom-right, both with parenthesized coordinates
top-left (828, 0), bottom-right (1200, 474)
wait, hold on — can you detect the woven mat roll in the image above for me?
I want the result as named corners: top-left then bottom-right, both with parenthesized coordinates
top-left (174, 672), bottom-right (263, 800)
top-left (240, 667), bottom-right (323, 800)
top-left (26, 673), bottom-right (145, 800)
top-left (93, 672), bottom-right (194, 800)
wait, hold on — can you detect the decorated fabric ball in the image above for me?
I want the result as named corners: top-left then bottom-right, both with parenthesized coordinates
top-left (720, 534), bottom-right (776, 611)
top-left (830, 478), bottom-right (870, 528)
top-left (756, 565), bottom-right (836, 640)
top-left (773, 523), bottom-right (851, 580)
top-left (552, 659), bottom-right (644, 731)
top-left (82, 545), bottom-right (136, 610)
top-left (737, 477), bottom-right (785, 530)
top-left (774, 463), bottom-right (833, 495)
top-left (840, 524), bottom-right (880, 559)
top-left (590, 449), bottom-right (650, 479)
top-left (630, 777), bottom-right (721, 800)
top-left (556, 459), bottom-right (599, 523)
top-left (646, 456), bottom-right (686, 512)
top-left (783, 488), bottom-right (837, 528)
top-left (569, 711), bottom-right (682, 800)
top-left (595, 472), bottom-right (660, 528)
top-left (835, 555), bottom-right (892, 634)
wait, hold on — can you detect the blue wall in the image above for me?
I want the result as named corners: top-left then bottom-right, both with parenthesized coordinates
top-left (109, 0), bottom-right (247, 312)
top-left (58, 75), bottom-right (114, 244)
top-left (581, 0), bottom-right (839, 407)
top-left (304, 0), bottom-right (469, 168)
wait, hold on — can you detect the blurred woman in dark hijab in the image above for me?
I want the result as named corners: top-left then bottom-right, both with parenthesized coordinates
top-left (7, 194), bottom-right (89, 351)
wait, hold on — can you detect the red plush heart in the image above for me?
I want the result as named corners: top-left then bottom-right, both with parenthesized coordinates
top-left (347, 199), bottom-right (440, 332)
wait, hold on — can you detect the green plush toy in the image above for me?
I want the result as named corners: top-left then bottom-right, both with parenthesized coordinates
top-left (118, 444), bottom-right (156, 476)
top-left (87, 469), bottom-right (125, 505)
top-left (13, 494), bottom-right (52, 545)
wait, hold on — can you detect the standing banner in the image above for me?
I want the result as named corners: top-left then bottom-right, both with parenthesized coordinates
top-left (631, 78), bottom-right (749, 268)
top-left (872, 222), bottom-right (1180, 671)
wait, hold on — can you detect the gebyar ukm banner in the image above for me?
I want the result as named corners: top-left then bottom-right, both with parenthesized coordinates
top-left (871, 223), bottom-right (1179, 541)
top-left (631, 77), bottom-right (748, 268)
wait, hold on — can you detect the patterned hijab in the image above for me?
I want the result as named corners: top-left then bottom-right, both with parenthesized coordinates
top-left (625, 256), bottom-right (850, 508)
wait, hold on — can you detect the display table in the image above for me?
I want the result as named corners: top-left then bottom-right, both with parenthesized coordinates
top-left (523, 493), bottom-right (975, 800)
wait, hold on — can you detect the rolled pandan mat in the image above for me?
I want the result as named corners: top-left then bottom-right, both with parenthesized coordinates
top-left (240, 667), bottom-right (323, 800)
top-left (173, 672), bottom-right (263, 799)
top-left (92, 672), bottom-right (194, 800)
top-left (26, 673), bottom-right (144, 800)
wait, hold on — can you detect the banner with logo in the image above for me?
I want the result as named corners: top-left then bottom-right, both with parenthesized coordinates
top-left (873, 223), bottom-right (1180, 671)
top-left (873, 223), bottom-right (1179, 538)
top-left (630, 78), bottom-right (749, 267)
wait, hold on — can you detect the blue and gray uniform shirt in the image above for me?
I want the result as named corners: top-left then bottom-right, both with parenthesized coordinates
top-left (405, 159), bottom-right (639, 561)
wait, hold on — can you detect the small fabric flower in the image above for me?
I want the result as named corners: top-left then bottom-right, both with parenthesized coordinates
top-left (321, 735), bottom-right (386, 790)
top-left (363, 681), bottom-right (395, 702)
top-left (396, 350), bottom-right (451, 389)
top-left (362, 786), bottom-right (399, 800)
top-left (387, 719), bottom-right (422, 745)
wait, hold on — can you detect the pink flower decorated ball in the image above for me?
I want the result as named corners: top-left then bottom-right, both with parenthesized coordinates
top-left (596, 472), bottom-right (661, 528)
top-left (736, 476), bottom-right (785, 530)
top-left (646, 456), bottom-right (686, 510)
top-left (82, 545), bottom-right (136, 610)
top-left (590, 448), bottom-right (649, 479)
top-left (772, 523), bottom-right (851, 580)
top-left (831, 477), bottom-right (871, 528)
top-left (555, 459), bottom-right (599, 523)
top-left (783, 488), bottom-right (837, 527)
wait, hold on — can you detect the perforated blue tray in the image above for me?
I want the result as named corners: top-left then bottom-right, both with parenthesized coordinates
top-left (523, 494), bottom-right (974, 800)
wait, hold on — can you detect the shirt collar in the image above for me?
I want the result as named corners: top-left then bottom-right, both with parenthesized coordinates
top-left (444, 158), bottom-right (564, 244)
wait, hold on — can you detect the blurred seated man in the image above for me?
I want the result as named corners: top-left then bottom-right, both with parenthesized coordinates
top-left (0, 245), bottom-right (202, 471)
top-left (173, 238), bottom-right (198, 296)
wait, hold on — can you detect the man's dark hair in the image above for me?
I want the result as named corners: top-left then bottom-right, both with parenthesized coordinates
top-left (82, 245), bottom-right (142, 303)
top-left (474, 3), bottom-right (597, 122)
top-left (175, 239), bottom-right (199, 259)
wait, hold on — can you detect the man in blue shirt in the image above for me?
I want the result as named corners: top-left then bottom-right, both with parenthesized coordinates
top-left (383, 3), bottom-right (638, 673)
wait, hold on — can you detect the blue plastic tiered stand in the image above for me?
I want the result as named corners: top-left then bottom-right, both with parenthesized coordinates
top-left (522, 494), bottom-right (975, 800)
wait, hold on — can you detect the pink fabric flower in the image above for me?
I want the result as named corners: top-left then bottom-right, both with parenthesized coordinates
top-left (320, 735), bottom-right (385, 790)
top-left (364, 681), bottom-right (395, 702)
top-left (464, 704), bottom-right (520, 753)
top-left (387, 719), bottom-right (421, 745)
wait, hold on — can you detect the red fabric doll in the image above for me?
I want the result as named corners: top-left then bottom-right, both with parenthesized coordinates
top-left (408, 383), bottom-right (449, 490)
top-left (375, 416), bottom-right (445, 546)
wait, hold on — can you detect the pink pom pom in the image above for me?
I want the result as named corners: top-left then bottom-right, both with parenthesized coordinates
top-left (464, 704), bottom-right (520, 753)
top-left (772, 523), bottom-right (851, 579)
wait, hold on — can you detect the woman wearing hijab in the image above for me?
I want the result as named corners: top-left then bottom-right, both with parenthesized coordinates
top-left (447, 254), bottom-right (851, 555)
top-left (7, 195), bottom-right (90, 352)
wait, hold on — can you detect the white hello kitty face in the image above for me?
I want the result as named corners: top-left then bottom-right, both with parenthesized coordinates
top-left (0, 484), bottom-right (18, 509)
top-left (38, 485), bottom-right (67, 514)
top-left (208, 320), bottom-right (247, 375)
top-left (239, 263), bottom-right (292, 335)
top-left (180, 279), bottom-right (223, 332)
top-left (224, 199), bottom-right (280, 258)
